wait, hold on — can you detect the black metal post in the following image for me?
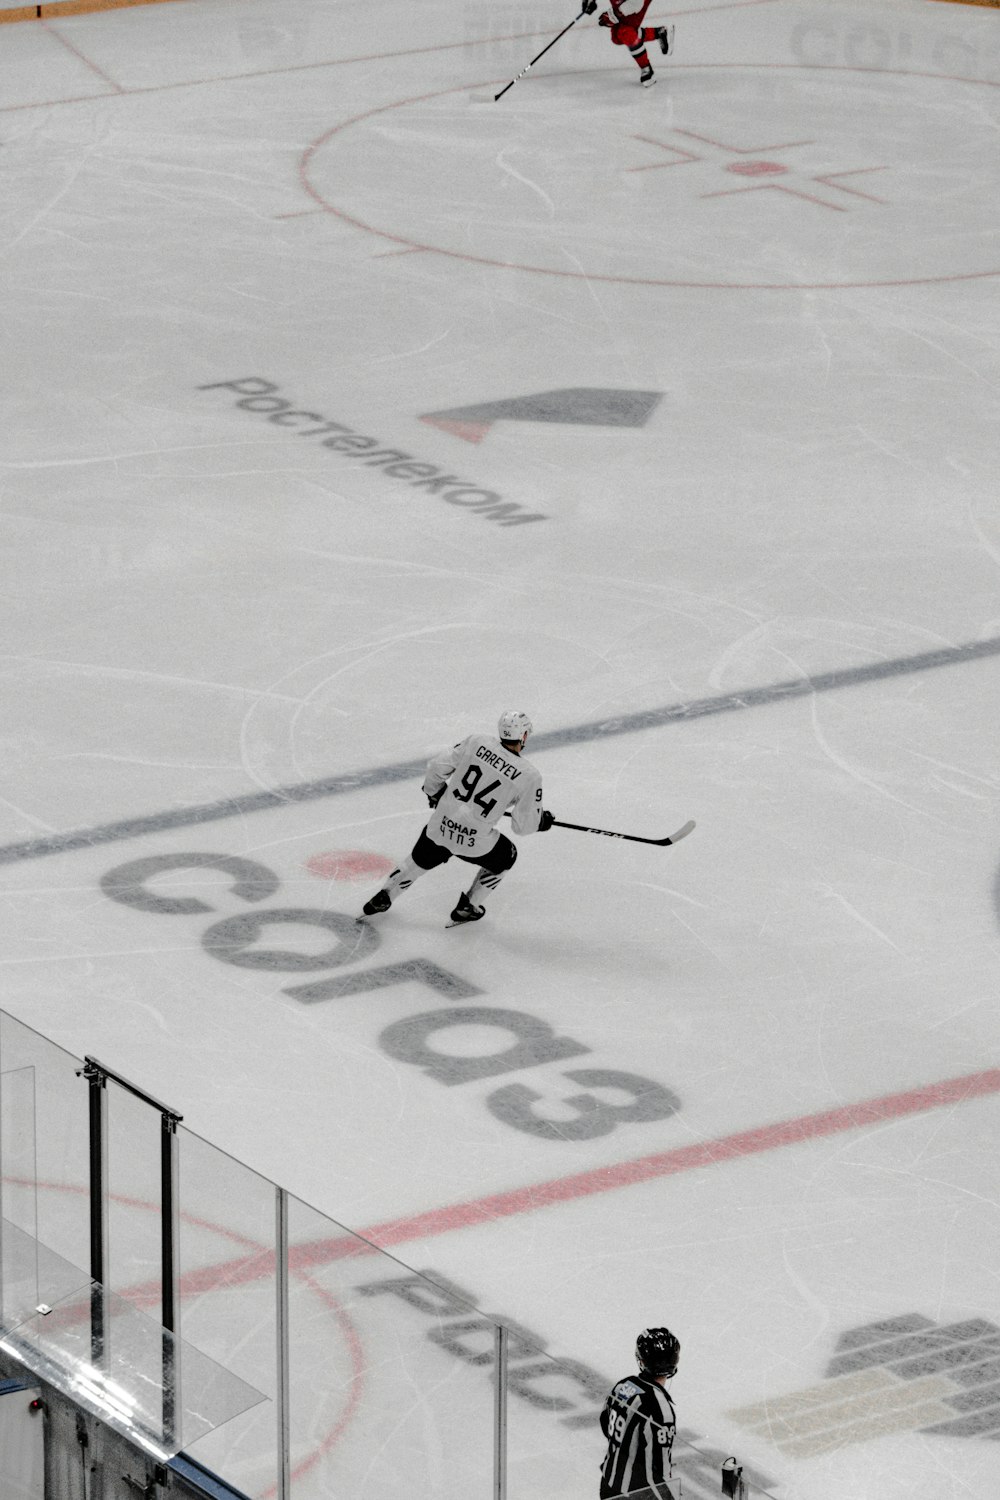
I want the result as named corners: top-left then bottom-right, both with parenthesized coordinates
top-left (161, 1112), bottom-right (180, 1449)
top-left (80, 1060), bottom-right (108, 1368)
top-left (494, 1323), bottom-right (508, 1500)
top-left (276, 1187), bottom-right (290, 1500)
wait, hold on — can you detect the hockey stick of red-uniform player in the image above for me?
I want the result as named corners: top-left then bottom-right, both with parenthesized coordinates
top-left (495, 7), bottom-right (588, 100)
top-left (506, 813), bottom-right (695, 846)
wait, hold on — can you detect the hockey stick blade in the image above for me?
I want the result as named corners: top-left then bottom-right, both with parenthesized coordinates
top-left (661, 818), bottom-right (696, 845)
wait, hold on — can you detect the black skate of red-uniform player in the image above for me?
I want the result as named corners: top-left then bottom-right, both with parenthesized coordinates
top-left (583, 0), bottom-right (673, 87)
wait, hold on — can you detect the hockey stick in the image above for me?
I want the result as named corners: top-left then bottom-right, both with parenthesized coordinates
top-left (494, 8), bottom-right (587, 100)
top-left (550, 816), bottom-right (695, 846)
top-left (444, 816), bottom-right (694, 926)
top-left (505, 814), bottom-right (695, 846)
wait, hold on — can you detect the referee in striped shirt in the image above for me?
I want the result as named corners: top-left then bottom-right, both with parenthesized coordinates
top-left (599, 1328), bottom-right (680, 1500)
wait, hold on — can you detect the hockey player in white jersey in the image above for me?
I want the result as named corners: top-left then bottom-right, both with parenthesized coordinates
top-left (361, 711), bottom-right (554, 925)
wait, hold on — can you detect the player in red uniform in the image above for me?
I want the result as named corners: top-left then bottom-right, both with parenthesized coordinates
top-left (583, 0), bottom-right (673, 87)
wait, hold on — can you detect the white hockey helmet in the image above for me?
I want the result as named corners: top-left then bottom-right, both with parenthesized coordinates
top-left (498, 710), bottom-right (533, 746)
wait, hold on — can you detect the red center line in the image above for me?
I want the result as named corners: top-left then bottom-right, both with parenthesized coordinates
top-left (54, 1067), bottom-right (999, 1313)
top-left (157, 1067), bottom-right (989, 1286)
top-left (346, 1067), bottom-right (1000, 1254)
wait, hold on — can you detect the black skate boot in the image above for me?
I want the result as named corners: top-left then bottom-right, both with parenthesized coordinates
top-left (449, 893), bottom-right (485, 924)
top-left (639, 63), bottom-right (656, 87)
top-left (361, 889), bottom-right (392, 916)
top-left (656, 24), bottom-right (674, 54)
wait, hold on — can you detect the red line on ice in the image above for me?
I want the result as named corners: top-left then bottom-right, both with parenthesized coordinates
top-left (50, 1070), bottom-right (999, 1299)
top-left (21, 1071), bottom-right (1000, 1288)
top-left (332, 1066), bottom-right (1000, 1256)
top-left (62, 1069), bottom-right (996, 1300)
top-left (146, 1068), bottom-right (995, 1278)
top-left (16, 1066), bottom-right (998, 1477)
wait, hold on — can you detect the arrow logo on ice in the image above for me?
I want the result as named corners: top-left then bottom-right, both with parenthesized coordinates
top-left (419, 387), bottom-right (663, 444)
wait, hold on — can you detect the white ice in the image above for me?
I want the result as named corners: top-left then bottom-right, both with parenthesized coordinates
top-left (2, 0), bottom-right (1000, 1496)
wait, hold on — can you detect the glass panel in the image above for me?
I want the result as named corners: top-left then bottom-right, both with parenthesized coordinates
top-left (1, 1063), bottom-right (40, 1325)
top-left (107, 1082), bottom-right (163, 1320)
top-left (0, 1261), bottom-right (266, 1460)
top-left (287, 1196), bottom-right (495, 1500)
top-left (0, 1065), bottom-right (37, 1242)
top-left (0, 1014), bottom-right (90, 1277)
top-left (176, 1129), bottom-right (278, 1498)
top-left (504, 1332), bottom-right (606, 1500)
top-left (0, 1218), bottom-right (92, 1335)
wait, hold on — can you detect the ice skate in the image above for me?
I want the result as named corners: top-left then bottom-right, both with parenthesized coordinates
top-left (657, 24), bottom-right (674, 54)
top-left (449, 893), bottom-right (486, 925)
top-left (361, 889), bottom-right (392, 917)
top-left (639, 64), bottom-right (656, 87)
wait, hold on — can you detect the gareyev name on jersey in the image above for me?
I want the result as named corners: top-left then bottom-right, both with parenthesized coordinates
top-left (424, 734), bottom-right (543, 855)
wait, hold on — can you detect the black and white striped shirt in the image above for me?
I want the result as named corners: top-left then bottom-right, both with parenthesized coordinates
top-left (599, 1373), bottom-right (677, 1499)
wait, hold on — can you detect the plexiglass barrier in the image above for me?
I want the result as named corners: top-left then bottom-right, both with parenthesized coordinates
top-left (0, 1065), bottom-right (37, 1248)
top-left (286, 1196), bottom-right (495, 1500)
top-left (0, 1015), bottom-right (91, 1281)
top-left (0, 1229), bottom-right (266, 1460)
top-left (0, 1218), bottom-right (91, 1337)
top-left (1, 1010), bottom-right (773, 1499)
top-left (175, 1128), bottom-right (280, 1495)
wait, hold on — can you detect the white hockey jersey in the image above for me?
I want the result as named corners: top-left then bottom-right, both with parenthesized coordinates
top-left (423, 734), bottom-right (544, 857)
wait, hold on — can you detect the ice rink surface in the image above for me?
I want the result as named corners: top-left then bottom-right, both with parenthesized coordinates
top-left (3, 0), bottom-right (1000, 1494)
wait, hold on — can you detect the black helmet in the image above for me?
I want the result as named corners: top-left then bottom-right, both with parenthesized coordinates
top-left (636, 1327), bottom-right (680, 1377)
